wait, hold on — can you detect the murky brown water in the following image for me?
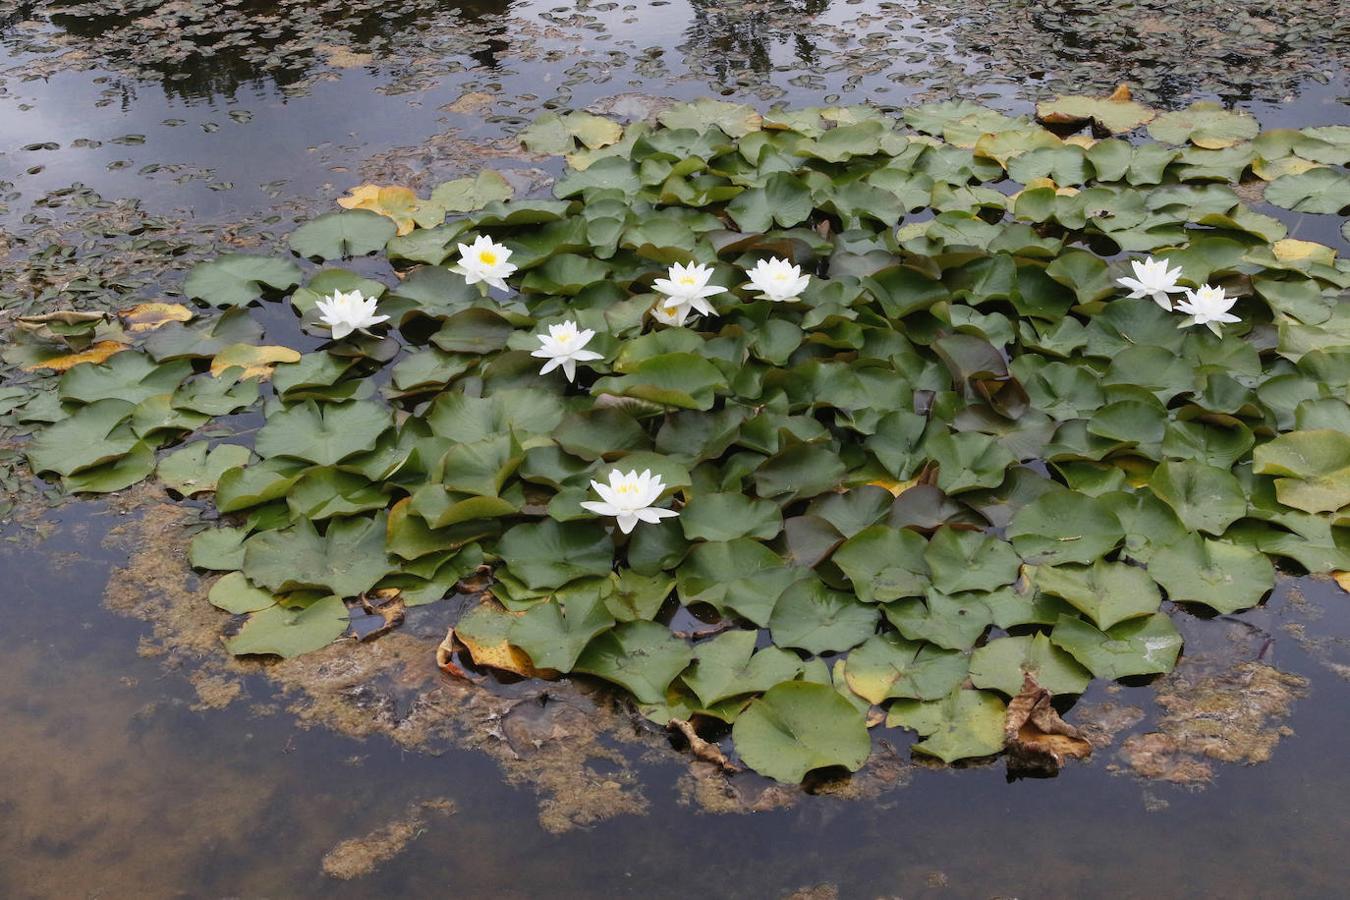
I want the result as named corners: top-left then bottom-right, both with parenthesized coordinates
top-left (3, 2), bottom-right (1350, 896)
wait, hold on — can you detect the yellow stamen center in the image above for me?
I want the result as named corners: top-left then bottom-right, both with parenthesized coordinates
top-left (479, 250), bottom-right (497, 265)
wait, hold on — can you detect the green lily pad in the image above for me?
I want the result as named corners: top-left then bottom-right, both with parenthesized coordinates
top-left (1252, 429), bottom-right (1350, 514)
top-left (676, 538), bottom-right (805, 626)
top-left (496, 520), bottom-right (615, 591)
top-left (1263, 168), bottom-right (1350, 215)
top-left (833, 525), bottom-right (930, 603)
top-left (183, 254), bottom-right (302, 307)
top-left (1148, 102), bottom-right (1258, 149)
top-left (573, 620), bottom-right (694, 704)
top-left (26, 399), bottom-right (137, 476)
top-left (1147, 534), bottom-right (1274, 613)
top-left (208, 571), bottom-right (276, 614)
top-left (679, 491), bottom-right (782, 542)
top-left (242, 513), bottom-right (395, 598)
top-left (1036, 93), bottom-right (1155, 135)
top-left (1007, 490), bottom-right (1124, 565)
top-left (882, 590), bottom-right (992, 651)
top-left (842, 632), bottom-right (968, 703)
top-left (288, 209), bottom-right (397, 260)
top-left (1034, 559), bottom-right (1162, 630)
top-left (732, 681), bottom-right (871, 783)
top-left (968, 633), bottom-right (1091, 696)
top-left (254, 400), bottom-right (393, 466)
top-left (1149, 459), bottom-right (1248, 536)
top-left (225, 594), bottom-right (349, 658)
top-left (888, 688), bottom-right (1007, 763)
top-left (157, 442), bottom-right (251, 495)
top-left (924, 527), bottom-right (1022, 594)
top-left (769, 578), bottom-right (880, 655)
top-left (1050, 612), bottom-right (1183, 680)
top-left (59, 353), bottom-right (191, 405)
top-left (681, 630), bottom-right (804, 708)
top-left (510, 584), bottom-right (616, 670)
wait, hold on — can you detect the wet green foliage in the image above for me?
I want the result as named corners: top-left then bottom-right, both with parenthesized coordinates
top-left (12, 98), bottom-right (1350, 782)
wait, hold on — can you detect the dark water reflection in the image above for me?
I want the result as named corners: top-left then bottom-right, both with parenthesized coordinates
top-left (2, 503), bottom-right (1349, 897)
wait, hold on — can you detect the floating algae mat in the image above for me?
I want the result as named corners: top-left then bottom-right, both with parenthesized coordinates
top-left (7, 94), bottom-right (1350, 784)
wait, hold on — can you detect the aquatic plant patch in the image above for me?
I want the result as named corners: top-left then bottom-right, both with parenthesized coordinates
top-left (10, 94), bottom-right (1350, 784)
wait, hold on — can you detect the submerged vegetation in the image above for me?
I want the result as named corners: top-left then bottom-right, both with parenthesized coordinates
top-left (6, 93), bottom-right (1350, 783)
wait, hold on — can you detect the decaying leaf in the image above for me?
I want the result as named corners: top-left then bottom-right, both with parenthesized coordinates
top-left (16, 310), bottom-right (106, 346)
top-left (21, 340), bottom-right (129, 372)
top-left (435, 627), bottom-right (474, 680)
top-left (1003, 674), bottom-right (1092, 776)
top-left (669, 718), bottom-right (742, 773)
top-left (353, 588), bottom-right (406, 641)
top-left (1035, 85), bottom-right (1155, 135)
top-left (454, 602), bottom-right (558, 678)
top-left (210, 343), bottom-right (302, 379)
top-left (337, 184), bottom-right (422, 235)
top-left (119, 303), bottom-right (194, 332)
top-left (1333, 571), bottom-right (1350, 594)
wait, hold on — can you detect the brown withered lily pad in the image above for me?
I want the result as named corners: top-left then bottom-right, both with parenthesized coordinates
top-left (1003, 674), bottom-right (1092, 776)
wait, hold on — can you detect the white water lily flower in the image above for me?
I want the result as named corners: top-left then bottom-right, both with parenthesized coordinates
top-left (1175, 284), bottom-right (1240, 335)
top-left (650, 299), bottom-right (695, 327)
top-left (744, 257), bottom-right (810, 303)
top-left (530, 320), bottom-right (602, 382)
top-left (452, 234), bottom-right (517, 292)
top-left (315, 289), bottom-right (389, 340)
top-left (654, 262), bottom-right (725, 317)
top-left (1117, 256), bottom-right (1185, 310)
top-left (579, 468), bottom-right (679, 534)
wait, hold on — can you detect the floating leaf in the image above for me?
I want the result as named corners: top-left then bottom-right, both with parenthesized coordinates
top-left (1149, 459), bottom-right (1248, 536)
top-left (883, 589), bottom-right (992, 651)
top-left (969, 633), bottom-right (1091, 696)
top-left (888, 689), bottom-right (1007, 763)
top-left (676, 538), bottom-right (804, 626)
top-left (119, 303), bottom-right (193, 332)
top-left (1263, 168), bottom-right (1350, 215)
top-left (833, 525), bottom-right (930, 602)
top-left (732, 682), bottom-right (870, 783)
top-left (157, 442), bottom-right (251, 495)
top-left (225, 594), bottom-right (349, 658)
top-left (768, 578), bottom-right (880, 654)
top-left (1147, 102), bottom-right (1258, 149)
top-left (681, 630), bottom-right (803, 709)
top-left (1050, 612), bottom-right (1182, 679)
top-left (208, 571), bottom-right (275, 614)
top-left (496, 520), bottom-right (614, 591)
top-left (843, 632), bottom-right (968, 703)
top-left (209, 343), bottom-right (301, 380)
top-left (242, 514), bottom-right (396, 598)
top-left (1035, 559), bottom-right (1162, 630)
top-left (20, 340), bottom-right (129, 373)
top-left (1252, 430), bottom-right (1350, 514)
top-left (289, 209), bottom-right (398, 259)
top-left (26, 399), bottom-right (137, 476)
top-left (679, 492), bottom-right (783, 542)
top-left (510, 585), bottom-right (616, 670)
top-left (1036, 90), bottom-right (1155, 135)
top-left (184, 254), bottom-right (302, 307)
top-left (1007, 490), bottom-right (1124, 565)
top-left (924, 527), bottom-right (1021, 594)
top-left (1148, 534), bottom-right (1274, 613)
top-left (254, 400), bottom-right (393, 466)
top-left (573, 621), bottom-right (693, 704)
top-left (336, 184), bottom-right (423, 235)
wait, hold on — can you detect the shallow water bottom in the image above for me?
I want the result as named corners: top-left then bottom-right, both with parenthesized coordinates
top-left (2, 503), bottom-right (1348, 899)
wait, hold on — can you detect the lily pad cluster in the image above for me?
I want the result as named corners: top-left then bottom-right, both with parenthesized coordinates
top-left (15, 96), bottom-right (1350, 783)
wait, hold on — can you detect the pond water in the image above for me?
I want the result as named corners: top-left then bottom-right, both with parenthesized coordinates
top-left (3, 1), bottom-right (1350, 896)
